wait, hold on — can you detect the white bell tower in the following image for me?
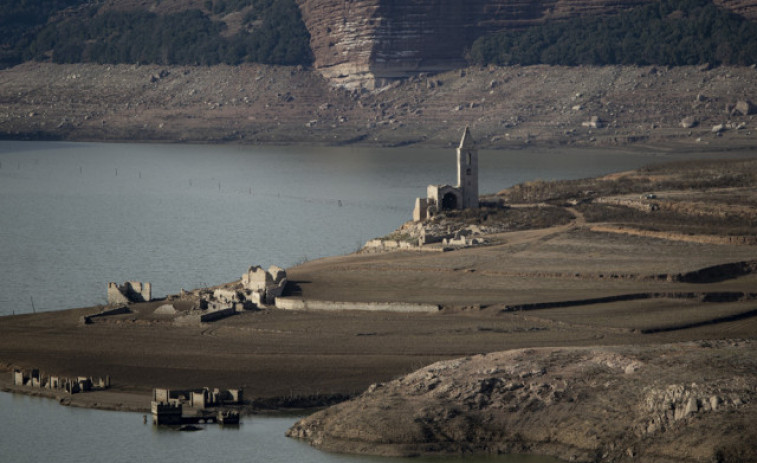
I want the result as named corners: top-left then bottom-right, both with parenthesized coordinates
top-left (456, 126), bottom-right (479, 209)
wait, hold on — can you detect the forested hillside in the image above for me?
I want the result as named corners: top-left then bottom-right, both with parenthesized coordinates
top-left (0, 0), bottom-right (311, 68)
top-left (2, 0), bottom-right (757, 71)
top-left (469, 0), bottom-right (757, 66)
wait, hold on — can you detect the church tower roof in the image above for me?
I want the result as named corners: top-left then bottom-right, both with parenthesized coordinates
top-left (459, 126), bottom-right (475, 149)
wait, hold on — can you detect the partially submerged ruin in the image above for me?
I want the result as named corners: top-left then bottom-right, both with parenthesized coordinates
top-left (151, 387), bottom-right (243, 426)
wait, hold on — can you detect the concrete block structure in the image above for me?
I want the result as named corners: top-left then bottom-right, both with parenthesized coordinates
top-left (414, 127), bottom-right (479, 222)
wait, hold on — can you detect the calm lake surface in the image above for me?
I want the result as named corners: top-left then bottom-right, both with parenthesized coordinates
top-left (1, 393), bottom-right (556, 463)
top-left (0, 140), bottom-right (717, 315)
top-left (0, 140), bottom-right (740, 462)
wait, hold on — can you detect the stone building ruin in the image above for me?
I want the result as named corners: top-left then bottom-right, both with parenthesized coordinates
top-left (107, 281), bottom-right (151, 305)
top-left (414, 127), bottom-right (479, 222)
top-left (241, 265), bottom-right (288, 305)
top-left (157, 265), bottom-right (288, 325)
top-left (153, 387), bottom-right (243, 409)
top-left (12, 368), bottom-right (110, 394)
top-left (151, 387), bottom-right (243, 426)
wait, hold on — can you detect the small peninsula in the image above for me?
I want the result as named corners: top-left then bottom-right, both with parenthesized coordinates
top-left (1, 155), bottom-right (756, 462)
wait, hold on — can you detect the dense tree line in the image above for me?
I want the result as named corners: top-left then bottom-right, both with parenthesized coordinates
top-left (469, 0), bottom-right (757, 67)
top-left (0, 0), bottom-right (89, 67)
top-left (4, 0), bottom-right (311, 67)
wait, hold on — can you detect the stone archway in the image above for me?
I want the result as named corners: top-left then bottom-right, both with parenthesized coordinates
top-left (441, 192), bottom-right (458, 210)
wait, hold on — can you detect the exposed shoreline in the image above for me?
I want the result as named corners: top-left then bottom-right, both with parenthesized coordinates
top-left (2, 62), bottom-right (757, 149)
top-left (1, 156), bottom-right (756, 461)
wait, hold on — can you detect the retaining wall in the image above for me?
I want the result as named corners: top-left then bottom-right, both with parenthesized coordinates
top-left (275, 297), bottom-right (439, 313)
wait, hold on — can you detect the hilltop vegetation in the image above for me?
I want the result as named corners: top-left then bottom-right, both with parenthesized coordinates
top-left (0, 0), bottom-right (88, 67)
top-left (470, 0), bottom-right (757, 66)
top-left (0, 0), bottom-right (312, 68)
top-left (4, 0), bottom-right (757, 70)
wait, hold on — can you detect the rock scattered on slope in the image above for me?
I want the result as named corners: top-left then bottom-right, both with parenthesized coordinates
top-left (288, 340), bottom-right (756, 463)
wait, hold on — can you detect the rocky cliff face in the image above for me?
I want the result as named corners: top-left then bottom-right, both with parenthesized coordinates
top-left (298, 0), bottom-right (757, 88)
top-left (297, 0), bottom-right (654, 88)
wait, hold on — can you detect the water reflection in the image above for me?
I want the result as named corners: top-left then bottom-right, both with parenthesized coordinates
top-left (2, 392), bottom-right (558, 463)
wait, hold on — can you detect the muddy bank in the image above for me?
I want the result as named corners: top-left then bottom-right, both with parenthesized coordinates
top-left (288, 340), bottom-right (757, 463)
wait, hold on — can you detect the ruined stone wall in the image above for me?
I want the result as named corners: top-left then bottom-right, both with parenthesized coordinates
top-left (107, 281), bottom-right (151, 304)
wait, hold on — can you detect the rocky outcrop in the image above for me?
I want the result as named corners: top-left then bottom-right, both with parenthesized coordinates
top-left (297, 0), bottom-right (757, 88)
top-left (288, 341), bottom-right (757, 462)
top-left (297, 0), bottom-right (654, 88)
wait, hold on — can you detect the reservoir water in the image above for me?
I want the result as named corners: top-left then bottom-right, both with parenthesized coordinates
top-left (0, 140), bottom-right (742, 462)
top-left (0, 140), bottom-right (713, 315)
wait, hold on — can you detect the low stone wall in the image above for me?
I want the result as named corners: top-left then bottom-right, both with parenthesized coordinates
top-left (275, 297), bottom-right (439, 313)
top-left (590, 224), bottom-right (757, 246)
top-left (364, 239), bottom-right (416, 250)
top-left (199, 307), bottom-right (236, 322)
top-left (80, 306), bottom-right (130, 324)
top-left (174, 307), bottom-right (237, 325)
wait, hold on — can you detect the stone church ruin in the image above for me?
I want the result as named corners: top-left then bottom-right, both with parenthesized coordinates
top-left (413, 127), bottom-right (479, 222)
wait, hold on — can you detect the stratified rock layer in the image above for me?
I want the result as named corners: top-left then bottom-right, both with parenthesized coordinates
top-left (297, 0), bottom-right (650, 87)
top-left (298, 0), bottom-right (757, 88)
top-left (288, 340), bottom-right (757, 463)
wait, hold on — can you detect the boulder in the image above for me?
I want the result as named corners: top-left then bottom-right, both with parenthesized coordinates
top-left (733, 100), bottom-right (756, 116)
top-left (582, 116), bottom-right (603, 129)
top-left (154, 304), bottom-right (177, 315)
top-left (680, 116), bottom-right (698, 129)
